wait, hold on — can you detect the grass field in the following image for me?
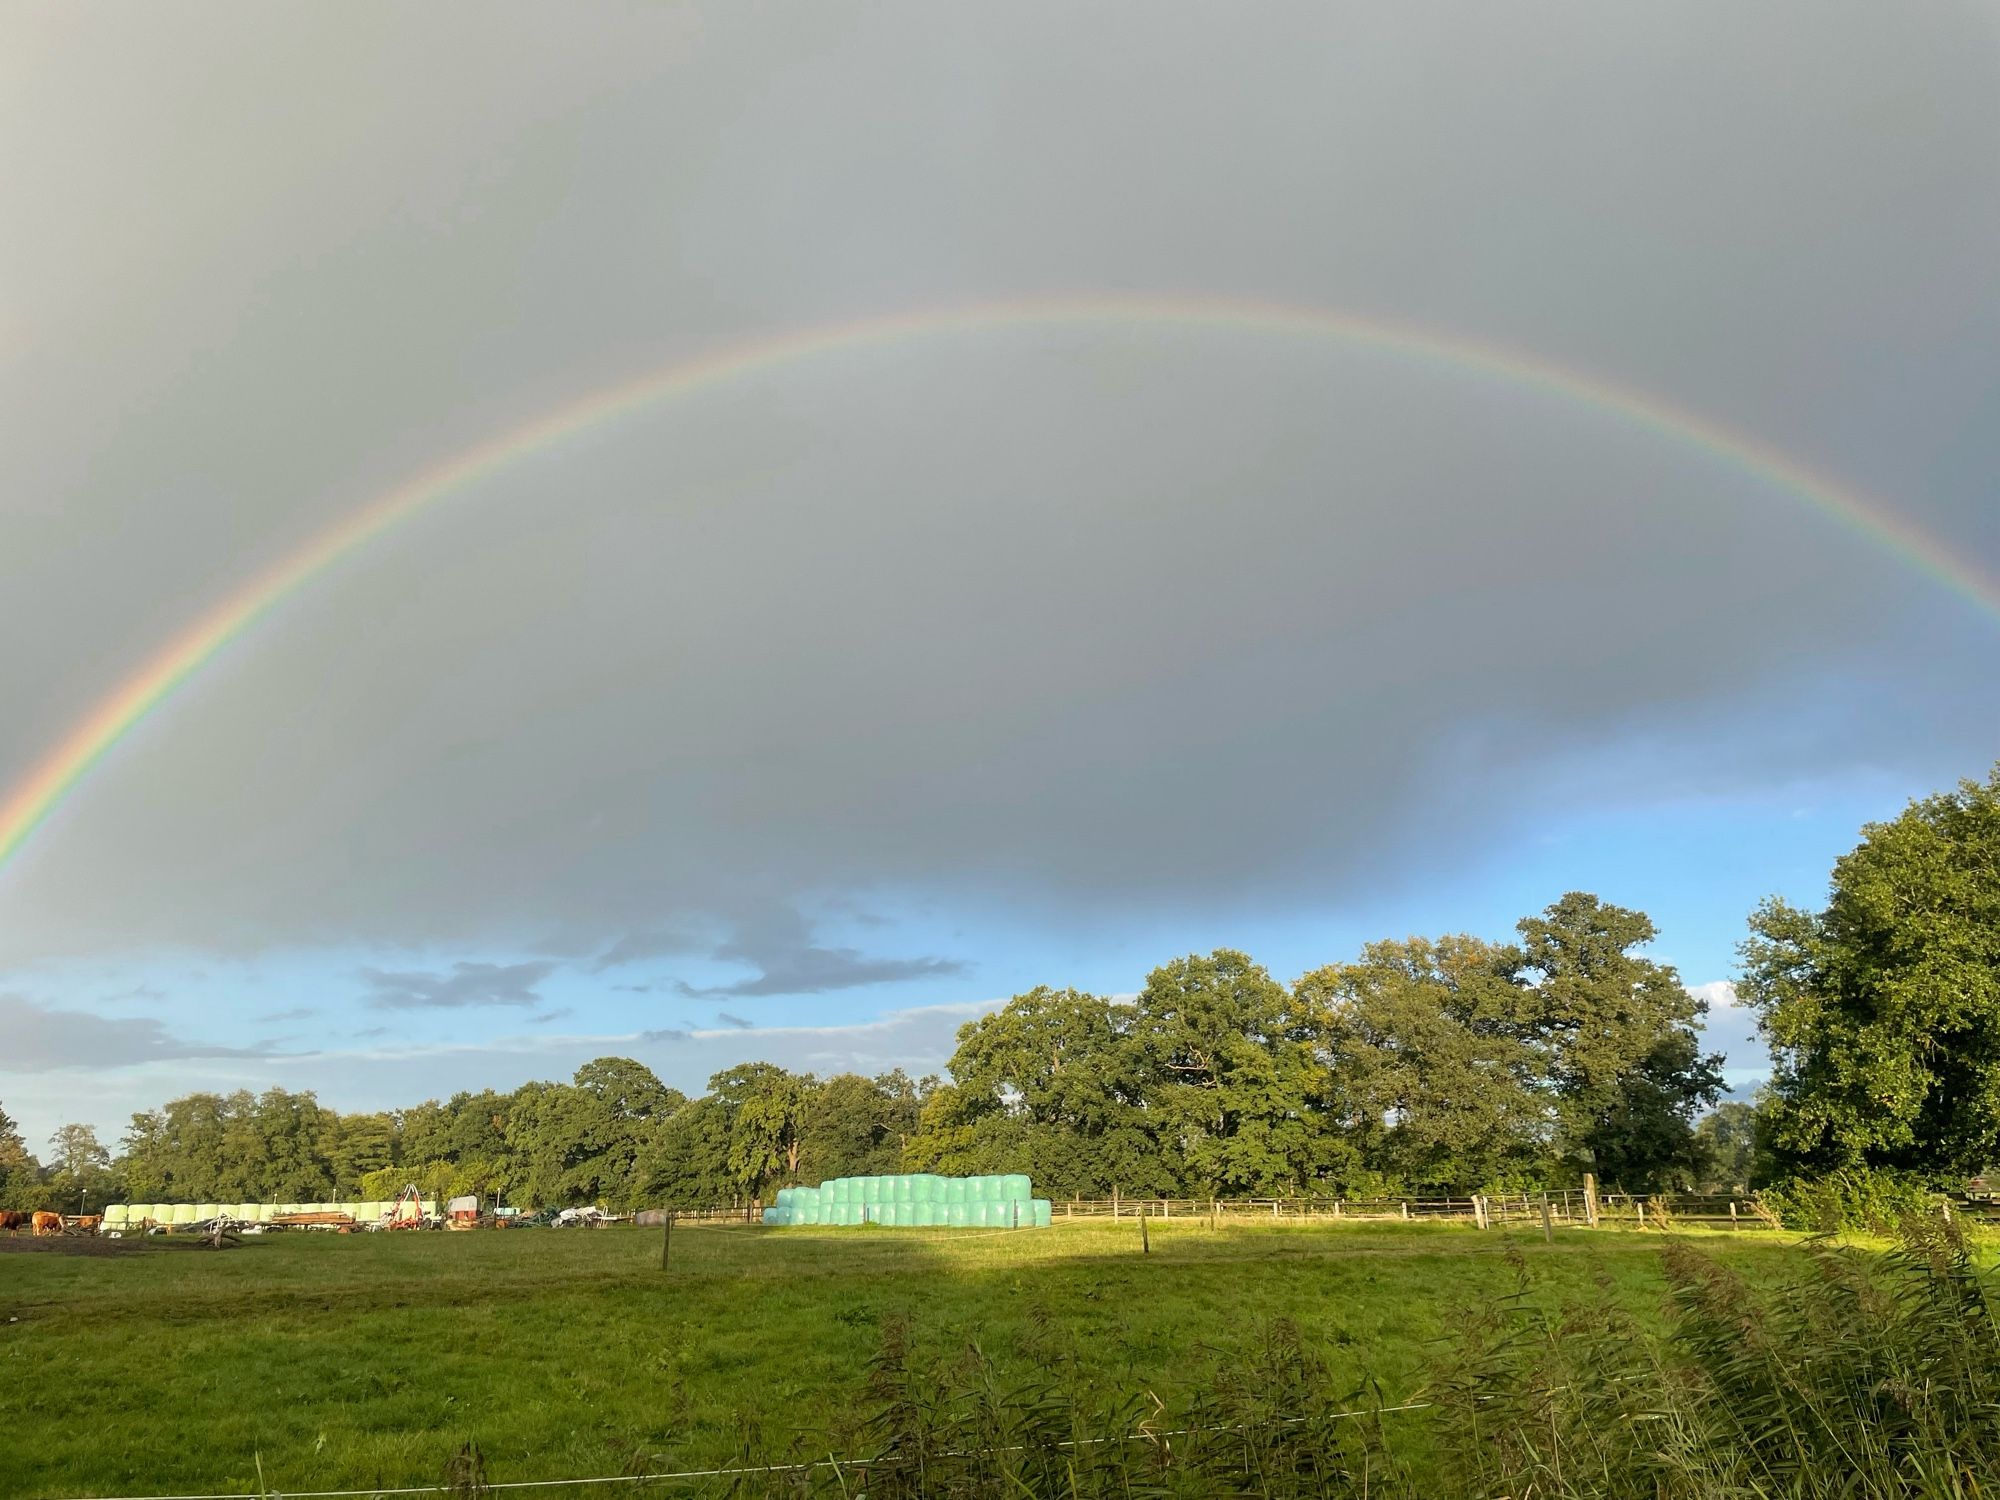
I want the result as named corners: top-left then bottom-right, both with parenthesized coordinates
top-left (0, 1218), bottom-right (1827, 1498)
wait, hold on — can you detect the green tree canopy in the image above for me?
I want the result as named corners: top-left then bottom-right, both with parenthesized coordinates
top-left (1132, 951), bottom-right (1333, 1196)
top-left (1301, 934), bottom-right (1542, 1191)
top-left (1504, 893), bottom-right (1722, 1188)
top-left (1741, 769), bottom-right (2000, 1178)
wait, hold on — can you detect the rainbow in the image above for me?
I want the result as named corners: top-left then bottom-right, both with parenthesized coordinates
top-left (3, 292), bottom-right (1994, 878)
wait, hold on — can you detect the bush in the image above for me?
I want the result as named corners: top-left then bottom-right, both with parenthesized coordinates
top-left (1760, 1166), bottom-right (1947, 1233)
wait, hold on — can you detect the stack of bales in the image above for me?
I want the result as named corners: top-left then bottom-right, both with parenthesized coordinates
top-left (762, 1174), bottom-right (1052, 1228)
top-left (98, 1199), bottom-right (433, 1231)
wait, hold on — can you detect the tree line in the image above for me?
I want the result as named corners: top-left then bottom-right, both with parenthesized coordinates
top-left (8, 767), bottom-right (1996, 1217)
top-left (4, 891), bottom-right (1743, 1212)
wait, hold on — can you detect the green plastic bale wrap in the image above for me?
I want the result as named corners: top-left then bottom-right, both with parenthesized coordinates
top-left (102, 1206), bottom-right (129, 1227)
top-left (891, 1175), bottom-right (912, 1203)
top-left (124, 1205), bottom-right (150, 1224)
top-left (1001, 1174), bottom-right (1031, 1204)
top-left (193, 1203), bottom-right (219, 1221)
top-left (761, 1207), bottom-right (779, 1225)
top-left (946, 1201), bottom-right (968, 1226)
top-left (911, 1174), bottom-right (940, 1202)
top-left (168, 1205), bottom-right (198, 1225)
top-left (944, 1177), bottom-right (967, 1204)
top-left (1032, 1199), bottom-right (1053, 1227)
top-left (230, 1203), bottom-right (259, 1221)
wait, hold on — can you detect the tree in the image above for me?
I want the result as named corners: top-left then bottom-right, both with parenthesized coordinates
top-left (1741, 769), bottom-right (2000, 1178)
top-left (46, 1123), bottom-right (113, 1214)
top-left (1301, 935), bottom-right (1542, 1191)
top-left (1693, 1101), bottom-right (1762, 1191)
top-left (1131, 951), bottom-right (1334, 1196)
top-left (327, 1113), bottom-right (397, 1197)
top-left (802, 1071), bottom-right (917, 1181)
top-left (713, 1063), bottom-right (813, 1202)
top-left (640, 1095), bottom-right (737, 1205)
top-left (0, 1104), bottom-right (41, 1209)
top-left (1505, 893), bottom-right (1722, 1189)
top-left (932, 987), bottom-right (1162, 1196)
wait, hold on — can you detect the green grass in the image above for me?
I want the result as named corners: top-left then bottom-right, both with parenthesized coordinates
top-left (0, 1218), bottom-right (1809, 1498)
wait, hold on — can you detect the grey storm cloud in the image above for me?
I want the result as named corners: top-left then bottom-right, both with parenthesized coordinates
top-left (0, 3), bottom-right (1996, 971)
top-left (716, 1012), bottom-right (754, 1030)
top-left (674, 907), bottom-right (966, 999)
top-left (0, 993), bottom-right (269, 1071)
top-left (359, 961), bottom-right (556, 1011)
top-left (254, 1006), bottom-right (315, 1024)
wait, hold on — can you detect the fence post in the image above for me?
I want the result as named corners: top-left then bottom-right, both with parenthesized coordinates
top-left (1163, 1198), bottom-right (1170, 1220)
top-left (1113, 1186), bottom-right (1120, 1220)
top-left (1140, 1213), bottom-right (1150, 1255)
top-left (1273, 1199), bottom-right (1280, 1219)
top-left (1729, 1201), bottom-right (1738, 1228)
top-left (1333, 1199), bottom-right (1342, 1219)
top-left (1538, 1193), bottom-right (1554, 1243)
top-left (1582, 1173), bottom-right (1600, 1228)
top-left (1471, 1195), bottom-right (1485, 1230)
top-left (660, 1210), bottom-right (673, 1271)
top-left (1636, 1199), bottom-right (1646, 1229)
top-left (1400, 1200), bottom-right (1410, 1221)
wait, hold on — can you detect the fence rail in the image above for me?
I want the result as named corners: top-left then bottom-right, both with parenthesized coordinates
top-left (1034, 1188), bottom-right (1784, 1230)
top-left (638, 1189), bottom-right (2000, 1232)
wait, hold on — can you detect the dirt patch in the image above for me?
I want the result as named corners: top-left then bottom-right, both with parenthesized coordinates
top-left (0, 1232), bottom-right (169, 1257)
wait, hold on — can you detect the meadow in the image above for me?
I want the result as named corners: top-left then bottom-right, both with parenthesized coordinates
top-left (0, 1215), bottom-right (1840, 1499)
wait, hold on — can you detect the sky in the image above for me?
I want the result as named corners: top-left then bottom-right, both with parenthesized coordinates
top-left (4, 3), bottom-right (1999, 1150)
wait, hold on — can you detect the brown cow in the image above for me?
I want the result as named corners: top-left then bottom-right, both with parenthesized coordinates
top-left (31, 1211), bottom-right (63, 1236)
top-left (0, 1211), bottom-right (26, 1232)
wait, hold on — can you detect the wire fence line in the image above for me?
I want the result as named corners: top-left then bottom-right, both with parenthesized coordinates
top-left (77, 1400), bottom-right (1442, 1500)
top-left (1037, 1188), bottom-right (1780, 1230)
top-left (640, 1188), bottom-right (1799, 1235)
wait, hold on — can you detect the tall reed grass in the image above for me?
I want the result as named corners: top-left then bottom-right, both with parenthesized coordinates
top-left (752, 1213), bottom-right (2000, 1497)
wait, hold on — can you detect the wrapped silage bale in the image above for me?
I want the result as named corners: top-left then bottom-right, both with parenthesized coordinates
top-left (193, 1203), bottom-right (220, 1221)
top-left (101, 1206), bottom-right (128, 1228)
top-left (761, 1207), bottom-right (779, 1225)
top-left (944, 1201), bottom-right (966, 1226)
top-left (1001, 1174), bottom-right (1031, 1205)
top-left (125, 1205), bottom-right (151, 1225)
top-left (894, 1175), bottom-right (914, 1204)
top-left (169, 1204), bottom-right (199, 1225)
top-left (1032, 1199), bottom-right (1053, 1227)
top-left (944, 1176), bottom-right (967, 1204)
top-left (230, 1203), bottom-right (258, 1221)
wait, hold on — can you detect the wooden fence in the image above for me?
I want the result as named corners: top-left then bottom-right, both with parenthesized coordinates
top-left (1037, 1185), bottom-right (1782, 1231)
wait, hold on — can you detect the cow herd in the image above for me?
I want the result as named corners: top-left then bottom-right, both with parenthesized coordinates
top-left (0, 1210), bottom-right (99, 1235)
